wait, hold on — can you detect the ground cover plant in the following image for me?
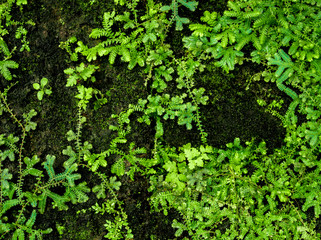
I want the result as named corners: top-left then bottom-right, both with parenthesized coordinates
top-left (1, 0), bottom-right (321, 239)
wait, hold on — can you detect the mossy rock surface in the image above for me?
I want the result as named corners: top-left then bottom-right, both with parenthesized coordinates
top-left (0, 0), bottom-right (288, 239)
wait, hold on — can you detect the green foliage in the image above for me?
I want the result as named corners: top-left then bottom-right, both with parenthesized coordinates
top-left (64, 63), bottom-right (98, 87)
top-left (0, 60), bottom-right (19, 81)
top-left (2, 0), bottom-right (321, 239)
top-left (147, 139), bottom-right (321, 239)
top-left (160, 0), bottom-right (198, 31)
top-left (33, 78), bottom-right (52, 101)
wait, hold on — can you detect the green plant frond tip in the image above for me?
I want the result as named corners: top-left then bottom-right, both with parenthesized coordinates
top-left (0, 60), bottom-right (19, 81)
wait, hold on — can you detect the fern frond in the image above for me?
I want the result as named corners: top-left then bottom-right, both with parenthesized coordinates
top-left (12, 228), bottom-right (25, 240)
top-left (259, 24), bottom-right (270, 45)
top-left (108, 47), bottom-right (118, 64)
top-left (189, 24), bottom-right (212, 37)
top-left (25, 210), bottom-right (37, 228)
top-left (90, 29), bottom-right (113, 39)
top-left (253, 11), bottom-right (275, 29)
top-left (235, 34), bottom-right (251, 51)
top-left (243, 10), bottom-right (262, 19)
top-left (0, 38), bottom-right (10, 56)
top-left (277, 11), bottom-right (289, 29)
top-left (150, 191), bottom-right (176, 215)
top-left (178, 0), bottom-right (198, 11)
top-left (1, 199), bottom-right (19, 214)
top-left (42, 155), bottom-right (56, 180)
top-left (65, 182), bottom-right (90, 204)
top-left (0, 60), bottom-right (19, 80)
top-left (111, 158), bottom-right (125, 176)
top-left (46, 190), bottom-right (69, 211)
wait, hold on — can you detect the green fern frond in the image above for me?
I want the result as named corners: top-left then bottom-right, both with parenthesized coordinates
top-left (12, 228), bottom-right (25, 240)
top-left (226, 0), bottom-right (240, 12)
top-left (65, 182), bottom-right (90, 204)
top-left (150, 191), bottom-right (175, 215)
top-left (1, 199), bottom-right (19, 215)
top-left (108, 47), bottom-right (118, 64)
top-left (161, 0), bottom-right (198, 31)
top-left (178, 0), bottom-right (198, 11)
top-left (111, 158), bottom-right (125, 176)
top-left (277, 12), bottom-right (289, 29)
top-left (92, 183), bottom-right (106, 199)
top-left (253, 11), bottom-right (276, 29)
top-left (25, 210), bottom-right (37, 228)
top-left (0, 38), bottom-right (10, 56)
top-left (189, 24), bottom-right (212, 37)
top-left (259, 24), bottom-right (270, 45)
top-left (243, 10), bottom-right (262, 19)
top-left (46, 190), bottom-right (69, 211)
top-left (0, 60), bottom-right (19, 80)
top-left (42, 155), bottom-right (56, 180)
top-left (235, 34), bottom-right (252, 51)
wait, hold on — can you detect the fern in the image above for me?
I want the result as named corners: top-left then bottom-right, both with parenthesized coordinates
top-left (111, 158), bottom-right (125, 177)
top-left (160, 0), bottom-right (198, 30)
top-left (0, 60), bottom-right (19, 80)
top-left (0, 38), bottom-right (10, 57)
top-left (0, 199), bottom-right (19, 215)
top-left (90, 11), bottom-right (117, 39)
top-left (65, 182), bottom-right (90, 204)
top-left (25, 210), bottom-right (36, 228)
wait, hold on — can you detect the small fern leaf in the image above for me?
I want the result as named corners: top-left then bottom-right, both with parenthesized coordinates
top-left (1, 199), bottom-right (20, 214)
top-left (109, 48), bottom-right (117, 64)
top-left (42, 155), bottom-right (56, 180)
top-left (111, 158), bottom-right (125, 176)
top-left (178, 0), bottom-right (198, 11)
top-left (92, 184), bottom-right (106, 199)
top-left (0, 38), bottom-right (10, 56)
top-left (25, 210), bottom-right (37, 228)
top-left (0, 60), bottom-right (19, 80)
top-left (12, 228), bottom-right (25, 240)
top-left (235, 34), bottom-right (251, 51)
top-left (120, 47), bottom-right (131, 62)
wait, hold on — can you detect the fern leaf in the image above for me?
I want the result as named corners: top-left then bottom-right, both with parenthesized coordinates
top-left (109, 48), bottom-right (117, 64)
top-left (103, 11), bottom-right (115, 29)
top-left (46, 190), bottom-right (69, 211)
top-left (178, 0), bottom-right (198, 11)
top-left (12, 228), bottom-right (25, 240)
top-left (235, 34), bottom-right (251, 51)
top-left (253, 11), bottom-right (275, 29)
top-left (0, 60), bottom-right (19, 80)
top-left (120, 46), bottom-right (131, 62)
top-left (244, 10), bottom-right (262, 19)
top-left (23, 192), bottom-right (38, 207)
top-left (0, 38), bottom-right (10, 56)
top-left (277, 12), bottom-right (289, 29)
top-left (65, 182), bottom-right (90, 204)
top-left (214, 46), bottom-right (244, 72)
top-left (224, 10), bottom-right (238, 18)
top-left (259, 24), bottom-right (269, 45)
top-left (1, 168), bottom-right (12, 189)
top-left (42, 155), bottom-right (56, 180)
top-left (1, 199), bottom-right (19, 214)
top-left (268, 49), bottom-right (294, 82)
top-left (175, 16), bottom-right (190, 31)
top-left (92, 184), bottom-right (106, 199)
top-left (111, 158), bottom-right (125, 176)
top-left (227, 1), bottom-right (240, 12)
top-left (25, 210), bottom-right (37, 228)
top-left (38, 192), bottom-right (47, 214)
